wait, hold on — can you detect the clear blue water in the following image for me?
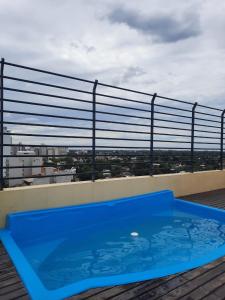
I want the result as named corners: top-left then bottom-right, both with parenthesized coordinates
top-left (17, 210), bottom-right (225, 290)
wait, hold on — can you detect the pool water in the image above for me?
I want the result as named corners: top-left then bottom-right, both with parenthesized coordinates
top-left (19, 210), bottom-right (225, 290)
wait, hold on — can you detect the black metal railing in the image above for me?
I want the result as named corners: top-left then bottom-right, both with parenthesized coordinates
top-left (0, 58), bottom-right (224, 189)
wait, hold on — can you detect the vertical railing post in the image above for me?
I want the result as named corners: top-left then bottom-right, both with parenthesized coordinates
top-left (150, 93), bottom-right (157, 176)
top-left (92, 80), bottom-right (98, 182)
top-left (191, 102), bottom-right (197, 173)
top-left (0, 58), bottom-right (4, 190)
top-left (220, 109), bottom-right (225, 170)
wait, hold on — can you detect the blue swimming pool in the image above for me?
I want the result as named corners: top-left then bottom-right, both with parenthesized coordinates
top-left (2, 190), bottom-right (225, 300)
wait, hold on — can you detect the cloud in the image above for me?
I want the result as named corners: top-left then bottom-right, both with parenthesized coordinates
top-left (108, 7), bottom-right (201, 43)
top-left (1, 0), bottom-right (225, 150)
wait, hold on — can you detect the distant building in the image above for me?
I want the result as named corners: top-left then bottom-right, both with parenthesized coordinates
top-left (6, 151), bottom-right (43, 187)
top-left (11, 142), bottom-right (25, 156)
top-left (47, 147), bottom-right (68, 158)
top-left (102, 169), bottom-right (111, 178)
top-left (3, 127), bottom-right (12, 178)
top-left (32, 167), bottom-right (76, 185)
top-left (33, 146), bottom-right (68, 158)
top-left (34, 144), bottom-right (47, 156)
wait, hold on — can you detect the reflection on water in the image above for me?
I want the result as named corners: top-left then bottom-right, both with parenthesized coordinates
top-left (21, 215), bottom-right (225, 290)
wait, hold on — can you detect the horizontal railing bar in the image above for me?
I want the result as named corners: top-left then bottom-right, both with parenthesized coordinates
top-left (96, 92), bottom-right (150, 106)
top-left (197, 103), bottom-right (223, 112)
top-left (154, 118), bottom-right (191, 126)
top-left (193, 122), bottom-right (221, 129)
top-left (4, 98), bottom-right (93, 114)
top-left (155, 155), bottom-right (219, 157)
top-left (193, 128), bottom-right (220, 134)
top-left (154, 146), bottom-right (220, 150)
top-left (4, 85), bottom-right (92, 96)
top-left (3, 109), bottom-right (93, 122)
top-left (4, 171), bottom-right (91, 181)
top-left (154, 140), bottom-right (220, 144)
top-left (155, 157), bottom-right (220, 161)
top-left (155, 103), bottom-right (192, 113)
top-left (156, 118), bottom-right (220, 129)
top-left (4, 144), bottom-right (92, 148)
top-left (195, 117), bottom-right (221, 124)
top-left (4, 144), bottom-right (151, 149)
top-left (155, 125), bottom-right (219, 134)
top-left (4, 121), bottom-right (92, 131)
top-left (194, 135), bottom-right (220, 140)
top-left (4, 61), bottom-right (95, 84)
top-left (4, 154), bottom-right (83, 158)
top-left (155, 110), bottom-right (192, 120)
top-left (94, 128), bottom-right (148, 134)
top-left (154, 125), bottom-right (189, 132)
top-left (156, 94), bottom-right (193, 105)
top-left (193, 149), bottom-right (220, 151)
top-left (4, 90), bottom-right (93, 105)
top-left (97, 110), bottom-right (151, 120)
top-left (156, 110), bottom-right (221, 124)
top-left (156, 159), bottom-right (194, 163)
top-left (154, 132), bottom-right (220, 139)
top-left (195, 110), bottom-right (221, 118)
top-left (6, 132), bottom-right (92, 139)
top-left (97, 101), bottom-right (151, 113)
top-left (97, 82), bottom-right (154, 97)
top-left (3, 165), bottom-right (76, 169)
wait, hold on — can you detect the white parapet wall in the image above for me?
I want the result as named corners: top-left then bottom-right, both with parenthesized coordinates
top-left (1, 170), bottom-right (225, 227)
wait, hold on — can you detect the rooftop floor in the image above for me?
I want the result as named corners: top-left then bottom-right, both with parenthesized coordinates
top-left (1, 189), bottom-right (225, 300)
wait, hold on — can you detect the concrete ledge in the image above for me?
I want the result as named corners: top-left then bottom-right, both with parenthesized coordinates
top-left (0, 170), bottom-right (225, 227)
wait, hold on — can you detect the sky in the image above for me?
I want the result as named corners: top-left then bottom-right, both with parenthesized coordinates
top-left (1, 0), bottom-right (225, 105)
top-left (1, 0), bottom-right (225, 149)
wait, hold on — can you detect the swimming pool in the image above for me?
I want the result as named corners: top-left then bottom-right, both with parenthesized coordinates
top-left (1, 190), bottom-right (225, 300)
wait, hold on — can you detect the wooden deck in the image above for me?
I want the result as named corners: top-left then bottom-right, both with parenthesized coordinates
top-left (2, 189), bottom-right (225, 300)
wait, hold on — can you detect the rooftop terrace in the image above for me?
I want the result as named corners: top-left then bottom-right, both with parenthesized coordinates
top-left (1, 61), bottom-right (225, 299)
top-left (1, 189), bottom-right (225, 300)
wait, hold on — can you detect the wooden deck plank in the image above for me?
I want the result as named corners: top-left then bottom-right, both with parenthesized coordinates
top-left (1, 189), bottom-right (225, 300)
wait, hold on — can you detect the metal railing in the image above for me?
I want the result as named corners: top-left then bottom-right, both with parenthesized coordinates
top-left (0, 58), bottom-right (224, 189)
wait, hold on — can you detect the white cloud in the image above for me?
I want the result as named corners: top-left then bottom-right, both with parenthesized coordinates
top-left (1, 0), bottom-right (225, 148)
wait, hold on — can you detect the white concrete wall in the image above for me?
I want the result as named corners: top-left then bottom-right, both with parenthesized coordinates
top-left (1, 170), bottom-right (225, 228)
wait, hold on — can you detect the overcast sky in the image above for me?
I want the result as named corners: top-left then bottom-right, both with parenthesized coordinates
top-left (1, 0), bottom-right (225, 107)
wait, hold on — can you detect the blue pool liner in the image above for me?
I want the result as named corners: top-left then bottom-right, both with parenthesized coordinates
top-left (1, 190), bottom-right (225, 300)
